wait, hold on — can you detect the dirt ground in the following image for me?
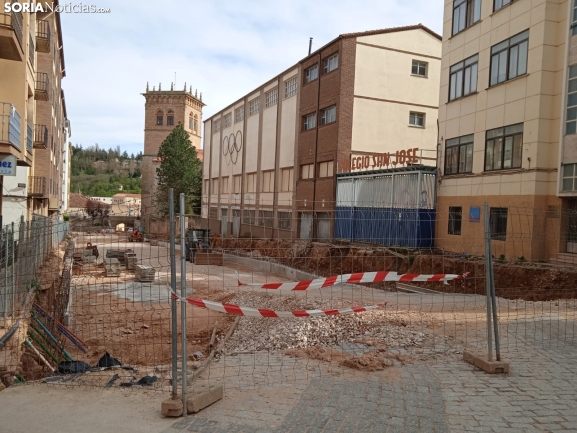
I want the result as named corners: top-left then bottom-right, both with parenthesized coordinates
top-left (214, 237), bottom-right (577, 301)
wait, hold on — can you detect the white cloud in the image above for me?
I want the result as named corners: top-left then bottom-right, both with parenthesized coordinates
top-left (60, 0), bottom-right (444, 155)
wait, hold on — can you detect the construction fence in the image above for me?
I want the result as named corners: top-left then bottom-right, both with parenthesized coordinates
top-left (0, 194), bottom-right (575, 409)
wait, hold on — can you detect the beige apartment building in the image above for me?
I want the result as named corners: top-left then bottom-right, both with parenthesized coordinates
top-left (0, 1), bottom-right (70, 226)
top-left (202, 25), bottom-right (441, 241)
top-left (437, 0), bottom-right (576, 263)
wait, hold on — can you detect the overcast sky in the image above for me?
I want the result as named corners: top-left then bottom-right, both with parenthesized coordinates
top-left (60, 0), bottom-right (444, 156)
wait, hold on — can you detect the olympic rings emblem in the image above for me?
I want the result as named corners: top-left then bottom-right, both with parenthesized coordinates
top-left (222, 131), bottom-right (243, 165)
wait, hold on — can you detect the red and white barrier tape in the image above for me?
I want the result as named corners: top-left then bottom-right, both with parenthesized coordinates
top-left (171, 294), bottom-right (386, 318)
top-left (237, 271), bottom-right (469, 291)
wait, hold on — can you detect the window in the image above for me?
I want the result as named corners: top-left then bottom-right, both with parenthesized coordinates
top-left (249, 98), bottom-right (259, 116)
top-left (212, 178), bottom-right (219, 194)
top-left (167, 110), bottom-right (174, 126)
top-left (305, 65), bottom-right (318, 83)
top-left (409, 112), bottom-right (425, 127)
top-left (411, 60), bottom-right (428, 77)
top-left (494, 0), bottom-right (512, 12)
top-left (245, 173), bottom-right (256, 192)
top-left (448, 207), bottom-right (462, 235)
top-left (194, 115), bottom-right (198, 131)
top-left (188, 115), bottom-right (193, 130)
top-left (265, 88), bottom-right (278, 108)
top-left (213, 119), bottom-right (221, 133)
top-left (573, 0), bottom-right (577, 36)
top-left (452, 0), bottom-right (481, 35)
top-left (209, 207), bottom-right (218, 220)
top-left (445, 134), bottom-right (474, 175)
top-left (567, 65), bottom-right (577, 134)
top-left (259, 210), bottom-right (274, 228)
top-left (285, 77), bottom-right (297, 98)
top-left (324, 53), bottom-right (338, 73)
top-left (233, 174), bottom-right (242, 194)
top-left (243, 209), bottom-right (256, 225)
top-left (156, 110), bottom-right (163, 126)
top-left (449, 54), bottom-right (478, 101)
top-left (224, 113), bottom-right (232, 128)
top-left (278, 212), bottom-right (292, 230)
top-left (490, 30), bottom-right (529, 86)
top-left (301, 163), bottom-right (314, 179)
top-left (562, 164), bottom-right (577, 191)
top-left (221, 207), bottom-right (228, 219)
top-left (485, 123), bottom-right (523, 171)
top-left (303, 113), bottom-right (316, 131)
top-left (280, 168), bottom-right (294, 192)
top-left (490, 208), bottom-right (508, 241)
top-left (235, 106), bottom-right (244, 123)
top-left (318, 161), bottom-right (334, 178)
top-left (261, 170), bottom-right (274, 192)
top-left (321, 106), bottom-right (336, 125)
top-left (221, 177), bottom-right (229, 194)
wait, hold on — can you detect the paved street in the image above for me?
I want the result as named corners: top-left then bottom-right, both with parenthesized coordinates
top-left (163, 319), bottom-right (577, 433)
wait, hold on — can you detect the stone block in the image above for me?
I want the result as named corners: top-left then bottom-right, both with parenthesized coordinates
top-left (161, 397), bottom-right (184, 417)
top-left (463, 351), bottom-right (510, 374)
top-left (187, 384), bottom-right (224, 414)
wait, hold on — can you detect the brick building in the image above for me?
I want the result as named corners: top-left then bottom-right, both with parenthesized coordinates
top-left (202, 24), bottom-right (442, 240)
top-left (140, 83), bottom-right (204, 232)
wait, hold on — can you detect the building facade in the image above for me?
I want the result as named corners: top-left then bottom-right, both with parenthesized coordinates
top-left (436, 0), bottom-right (575, 263)
top-left (0, 1), bottom-right (70, 226)
top-left (202, 25), bottom-right (442, 241)
top-left (141, 83), bottom-right (204, 232)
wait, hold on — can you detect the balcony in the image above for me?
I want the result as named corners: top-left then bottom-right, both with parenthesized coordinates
top-left (35, 19), bottom-right (50, 53)
top-left (0, 102), bottom-right (21, 151)
top-left (0, 5), bottom-right (23, 61)
top-left (35, 72), bottom-right (49, 101)
top-left (33, 124), bottom-right (48, 149)
top-left (28, 176), bottom-right (47, 197)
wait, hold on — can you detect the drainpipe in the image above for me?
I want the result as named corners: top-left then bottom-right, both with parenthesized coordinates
top-left (311, 50), bottom-right (322, 239)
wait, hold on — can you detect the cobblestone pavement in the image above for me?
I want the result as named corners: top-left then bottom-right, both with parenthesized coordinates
top-left (163, 318), bottom-right (577, 433)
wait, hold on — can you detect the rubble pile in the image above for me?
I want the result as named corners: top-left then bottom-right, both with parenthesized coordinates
top-left (225, 293), bottom-right (441, 353)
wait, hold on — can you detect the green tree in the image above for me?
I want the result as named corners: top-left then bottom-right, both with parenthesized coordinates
top-left (155, 124), bottom-right (202, 216)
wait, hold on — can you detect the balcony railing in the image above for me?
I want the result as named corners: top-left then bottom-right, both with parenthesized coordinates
top-left (26, 123), bottom-right (33, 153)
top-left (0, 102), bottom-right (21, 150)
top-left (36, 19), bottom-right (50, 53)
top-left (0, 5), bottom-right (23, 47)
top-left (28, 33), bottom-right (34, 68)
top-left (28, 176), bottom-right (47, 197)
top-left (34, 72), bottom-right (49, 101)
top-left (33, 124), bottom-right (48, 149)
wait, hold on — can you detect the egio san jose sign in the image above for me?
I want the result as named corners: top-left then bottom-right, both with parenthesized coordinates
top-left (338, 147), bottom-right (420, 173)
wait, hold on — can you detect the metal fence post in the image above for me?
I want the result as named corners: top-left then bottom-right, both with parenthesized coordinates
top-left (180, 193), bottom-right (188, 413)
top-left (483, 203), bottom-right (494, 361)
top-left (169, 189), bottom-right (178, 399)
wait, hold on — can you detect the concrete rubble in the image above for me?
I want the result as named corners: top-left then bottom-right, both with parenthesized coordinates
top-left (224, 293), bottom-right (447, 353)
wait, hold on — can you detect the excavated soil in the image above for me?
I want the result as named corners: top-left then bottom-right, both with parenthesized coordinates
top-left (215, 238), bottom-right (577, 301)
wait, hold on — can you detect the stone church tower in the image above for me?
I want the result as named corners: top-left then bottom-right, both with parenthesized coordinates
top-left (141, 82), bottom-right (204, 232)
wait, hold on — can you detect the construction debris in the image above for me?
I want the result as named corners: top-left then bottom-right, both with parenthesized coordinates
top-left (225, 293), bottom-right (441, 353)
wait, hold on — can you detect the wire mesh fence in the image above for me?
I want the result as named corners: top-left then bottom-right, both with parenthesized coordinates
top-left (2, 194), bottom-right (576, 402)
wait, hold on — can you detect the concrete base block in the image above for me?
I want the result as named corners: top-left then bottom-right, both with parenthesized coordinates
top-left (463, 351), bottom-right (510, 374)
top-left (187, 384), bottom-right (224, 414)
top-left (161, 397), bottom-right (184, 417)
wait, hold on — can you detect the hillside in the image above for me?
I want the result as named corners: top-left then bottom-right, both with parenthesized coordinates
top-left (70, 144), bottom-right (143, 197)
